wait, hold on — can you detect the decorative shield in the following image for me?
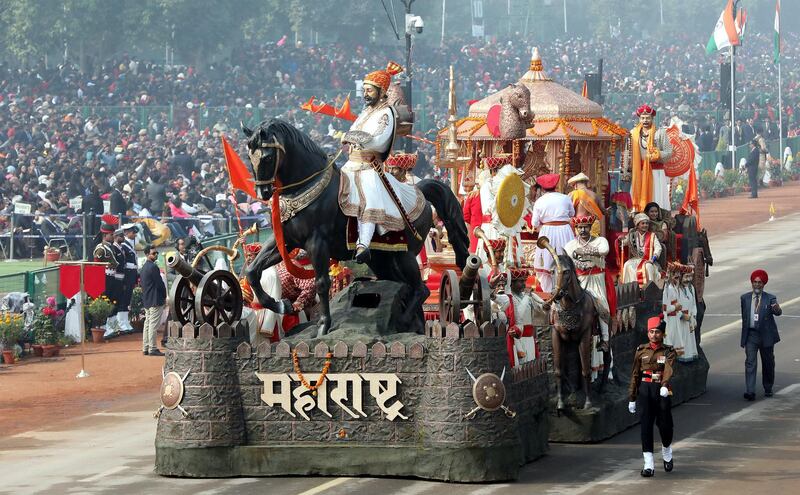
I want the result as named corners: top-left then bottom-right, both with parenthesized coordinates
top-left (160, 371), bottom-right (186, 410)
top-left (662, 125), bottom-right (695, 178)
top-left (472, 373), bottom-right (506, 412)
top-left (496, 173), bottom-right (526, 228)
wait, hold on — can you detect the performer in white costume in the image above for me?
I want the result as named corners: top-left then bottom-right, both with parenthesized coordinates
top-left (531, 173), bottom-right (575, 293)
top-left (563, 215), bottom-right (615, 380)
top-left (662, 263), bottom-right (684, 357)
top-left (504, 268), bottom-right (543, 368)
top-left (677, 264), bottom-right (698, 361)
top-left (340, 62), bottom-right (425, 263)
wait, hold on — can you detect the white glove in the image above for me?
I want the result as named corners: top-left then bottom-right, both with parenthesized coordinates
top-left (628, 401), bottom-right (636, 414)
top-left (660, 386), bottom-right (669, 397)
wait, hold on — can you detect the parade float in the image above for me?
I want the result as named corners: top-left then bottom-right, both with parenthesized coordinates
top-left (154, 48), bottom-right (711, 483)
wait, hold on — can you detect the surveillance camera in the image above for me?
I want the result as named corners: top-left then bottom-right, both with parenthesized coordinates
top-left (406, 14), bottom-right (424, 35)
top-left (414, 17), bottom-right (424, 33)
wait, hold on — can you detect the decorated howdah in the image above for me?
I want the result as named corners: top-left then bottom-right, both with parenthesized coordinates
top-left (154, 320), bottom-right (550, 482)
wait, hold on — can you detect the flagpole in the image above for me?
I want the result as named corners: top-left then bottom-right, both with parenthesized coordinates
top-left (778, 57), bottom-right (783, 165)
top-left (778, 2), bottom-right (783, 166)
top-left (729, 45), bottom-right (736, 171)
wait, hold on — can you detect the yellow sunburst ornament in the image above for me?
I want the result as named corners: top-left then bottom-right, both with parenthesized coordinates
top-left (496, 173), bottom-right (526, 228)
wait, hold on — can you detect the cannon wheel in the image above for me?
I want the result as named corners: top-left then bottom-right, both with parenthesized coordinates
top-left (467, 270), bottom-right (492, 325)
top-left (439, 269), bottom-right (461, 324)
top-left (194, 270), bottom-right (243, 326)
top-left (169, 275), bottom-right (195, 326)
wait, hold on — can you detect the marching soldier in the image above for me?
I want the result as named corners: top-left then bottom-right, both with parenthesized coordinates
top-left (93, 214), bottom-right (121, 337)
top-left (628, 316), bottom-right (677, 477)
top-left (116, 224), bottom-right (139, 333)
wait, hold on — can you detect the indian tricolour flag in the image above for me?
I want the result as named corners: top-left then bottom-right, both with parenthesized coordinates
top-left (774, 0), bottom-right (781, 64)
top-left (706, 0), bottom-right (739, 54)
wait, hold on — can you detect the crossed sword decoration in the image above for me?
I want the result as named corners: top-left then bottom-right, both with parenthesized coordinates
top-left (464, 366), bottom-right (517, 420)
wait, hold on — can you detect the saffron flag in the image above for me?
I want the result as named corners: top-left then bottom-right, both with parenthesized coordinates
top-left (581, 80), bottom-right (588, 99)
top-left (706, 0), bottom-right (739, 54)
top-left (221, 135), bottom-right (257, 198)
top-left (774, 1), bottom-right (781, 64)
top-left (680, 164), bottom-right (701, 230)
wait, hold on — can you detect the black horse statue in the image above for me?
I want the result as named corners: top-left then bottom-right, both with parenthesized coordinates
top-left (241, 119), bottom-right (469, 337)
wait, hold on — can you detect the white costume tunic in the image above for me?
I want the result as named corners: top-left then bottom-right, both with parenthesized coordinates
top-left (676, 283), bottom-right (698, 361)
top-left (508, 291), bottom-right (539, 368)
top-left (662, 282), bottom-right (685, 356)
top-left (564, 236), bottom-right (611, 380)
top-left (531, 191), bottom-right (575, 293)
top-left (340, 103), bottom-right (425, 235)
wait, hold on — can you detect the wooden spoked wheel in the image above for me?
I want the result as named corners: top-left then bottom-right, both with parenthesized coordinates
top-left (194, 270), bottom-right (243, 326)
top-left (169, 276), bottom-right (195, 326)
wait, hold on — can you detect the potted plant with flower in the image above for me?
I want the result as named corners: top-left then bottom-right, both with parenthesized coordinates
top-left (86, 296), bottom-right (114, 343)
top-left (129, 286), bottom-right (145, 332)
top-left (33, 297), bottom-right (66, 357)
top-left (1, 312), bottom-right (25, 364)
top-left (723, 169), bottom-right (740, 195)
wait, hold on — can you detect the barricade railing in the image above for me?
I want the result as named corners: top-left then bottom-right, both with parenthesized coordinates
top-left (1, 211), bottom-right (269, 262)
top-left (0, 224), bottom-right (273, 306)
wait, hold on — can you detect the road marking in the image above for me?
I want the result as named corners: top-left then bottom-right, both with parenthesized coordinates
top-left (555, 383), bottom-right (800, 495)
top-left (78, 465), bottom-right (128, 482)
top-left (702, 294), bottom-right (800, 341)
top-left (295, 477), bottom-right (353, 495)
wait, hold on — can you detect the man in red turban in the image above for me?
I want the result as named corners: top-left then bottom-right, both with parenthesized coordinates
top-left (740, 269), bottom-right (782, 401)
top-left (624, 104), bottom-right (673, 213)
top-left (530, 173), bottom-right (575, 293)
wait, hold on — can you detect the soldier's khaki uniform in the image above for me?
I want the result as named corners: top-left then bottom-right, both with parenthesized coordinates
top-left (629, 343), bottom-right (676, 455)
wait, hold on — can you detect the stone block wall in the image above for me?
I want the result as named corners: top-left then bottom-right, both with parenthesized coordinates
top-left (155, 319), bottom-right (552, 481)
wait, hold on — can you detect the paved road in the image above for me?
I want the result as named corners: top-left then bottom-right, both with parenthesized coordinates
top-left (2, 214), bottom-right (799, 495)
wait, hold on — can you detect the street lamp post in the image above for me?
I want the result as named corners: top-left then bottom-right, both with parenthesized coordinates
top-left (402, 0), bottom-right (416, 152)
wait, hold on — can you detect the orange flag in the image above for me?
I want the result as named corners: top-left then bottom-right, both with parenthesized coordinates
top-left (680, 164), bottom-right (701, 229)
top-left (334, 94), bottom-right (357, 122)
top-left (221, 135), bottom-right (257, 198)
top-left (581, 80), bottom-right (589, 99)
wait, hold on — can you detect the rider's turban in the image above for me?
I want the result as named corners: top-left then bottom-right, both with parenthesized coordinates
top-left (571, 215), bottom-right (596, 227)
top-left (363, 61), bottom-right (404, 93)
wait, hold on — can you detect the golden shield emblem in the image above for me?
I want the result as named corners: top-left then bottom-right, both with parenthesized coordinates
top-left (496, 173), bottom-right (526, 228)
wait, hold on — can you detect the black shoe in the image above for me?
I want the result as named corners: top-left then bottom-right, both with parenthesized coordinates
top-left (743, 392), bottom-right (755, 401)
top-left (641, 468), bottom-right (654, 477)
top-left (764, 390), bottom-right (774, 397)
top-left (355, 246), bottom-right (371, 264)
top-left (143, 350), bottom-right (149, 355)
top-left (148, 349), bottom-right (164, 356)
top-left (664, 459), bottom-right (674, 472)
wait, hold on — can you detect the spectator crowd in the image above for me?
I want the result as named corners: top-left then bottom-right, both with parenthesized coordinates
top-left (1, 29), bottom-right (798, 258)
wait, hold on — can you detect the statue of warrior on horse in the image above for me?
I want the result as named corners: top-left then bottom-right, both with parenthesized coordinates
top-left (242, 62), bottom-right (469, 338)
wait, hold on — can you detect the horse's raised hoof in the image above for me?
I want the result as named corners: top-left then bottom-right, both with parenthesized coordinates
top-left (315, 317), bottom-right (331, 339)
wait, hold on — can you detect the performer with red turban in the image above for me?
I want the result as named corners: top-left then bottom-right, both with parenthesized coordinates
top-left (740, 269), bottom-right (782, 401)
top-left (564, 214), bottom-right (615, 379)
top-left (624, 104), bottom-right (673, 212)
top-left (531, 173), bottom-right (575, 293)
